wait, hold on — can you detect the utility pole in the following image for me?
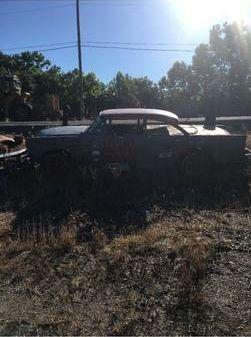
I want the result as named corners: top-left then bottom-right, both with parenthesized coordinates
top-left (76, 0), bottom-right (84, 118)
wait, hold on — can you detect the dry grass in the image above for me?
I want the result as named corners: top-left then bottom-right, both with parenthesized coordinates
top-left (0, 207), bottom-right (250, 336)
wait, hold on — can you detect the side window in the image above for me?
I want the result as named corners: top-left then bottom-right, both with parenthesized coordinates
top-left (145, 119), bottom-right (184, 136)
top-left (166, 125), bottom-right (184, 136)
top-left (145, 119), bottom-right (170, 136)
top-left (105, 119), bottom-right (140, 136)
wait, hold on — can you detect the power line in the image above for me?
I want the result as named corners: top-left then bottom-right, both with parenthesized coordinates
top-left (1, 41), bottom-right (76, 52)
top-left (6, 44), bottom-right (195, 54)
top-left (1, 41), bottom-right (199, 52)
top-left (37, 44), bottom-right (229, 54)
top-left (0, 3), bottom-right (74, 15)
top-left (83, 44), bottom-right (195, 52)
top-left (21, 45), bottom-right (78, 53)
top-left (0, 0), bottom-right (172, 15)
top-left (5, 44), bottom-right (226, 54)
top-left (85, 41), bottom-right (198, 46)
top-left (4, 45), bottom-right (76, 55)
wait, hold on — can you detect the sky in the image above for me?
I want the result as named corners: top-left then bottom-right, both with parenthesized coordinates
top-left (1, 0), bottom-right (251, 83)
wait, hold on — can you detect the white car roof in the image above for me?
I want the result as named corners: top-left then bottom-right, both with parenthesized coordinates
top-left (99, 109), bottom-right (179, 124)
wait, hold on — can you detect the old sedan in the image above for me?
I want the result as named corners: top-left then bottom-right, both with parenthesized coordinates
top-left (27, 109), bottom-right (248, 179)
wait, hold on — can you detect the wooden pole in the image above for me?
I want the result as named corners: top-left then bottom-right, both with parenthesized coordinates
top-left (76, 0), bottom-right (84, 118)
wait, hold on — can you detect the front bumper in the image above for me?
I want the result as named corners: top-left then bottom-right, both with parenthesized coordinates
top-left (0, 147), bottom-right (27, 160)
top-left (0, 148), bottom-right (27, 169)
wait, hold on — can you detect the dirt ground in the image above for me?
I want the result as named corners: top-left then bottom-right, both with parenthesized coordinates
top-left (0, 173), bottom-right (250, 335)
top-left (0, 147), bottom-right (250, 336)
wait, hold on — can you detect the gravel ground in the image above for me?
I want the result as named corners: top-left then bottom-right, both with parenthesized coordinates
top-left (0, 151), bottom-right (250, 336)
top-left (0, 203), bottom-right (250, 335)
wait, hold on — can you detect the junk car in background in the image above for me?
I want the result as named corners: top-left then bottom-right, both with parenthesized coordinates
top-left (0, 134), bottom-right (26, 169)
top-left (27, 109), bottom-right (250, 180)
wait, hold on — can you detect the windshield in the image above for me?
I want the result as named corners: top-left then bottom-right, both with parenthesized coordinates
top-left (85, 116), bottom-right (105, 135)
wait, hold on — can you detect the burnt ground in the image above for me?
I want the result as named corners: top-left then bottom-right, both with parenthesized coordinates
top-left (0, 136), bottom-right (250, 336)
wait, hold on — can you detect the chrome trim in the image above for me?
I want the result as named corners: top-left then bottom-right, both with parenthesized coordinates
top-left (0, 148), bottom-right (27, 159)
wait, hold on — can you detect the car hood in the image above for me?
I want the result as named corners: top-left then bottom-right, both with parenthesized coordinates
top-left (181, 124), bottom-right (230, 136)
top-left (37, 125), bottom-right (90, 137)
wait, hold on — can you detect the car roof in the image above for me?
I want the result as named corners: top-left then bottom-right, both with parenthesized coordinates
top-left (99, 109), bottom-right (179, 123)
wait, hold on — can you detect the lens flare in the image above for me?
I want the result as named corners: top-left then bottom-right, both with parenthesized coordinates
top-left (174, 0), bottom-right (251, 29)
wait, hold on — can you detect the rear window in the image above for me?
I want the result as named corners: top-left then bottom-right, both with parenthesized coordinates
top-left (106, 119), bottom-right (139, 125)
top-left (146, 119), bottom-right (166, 125)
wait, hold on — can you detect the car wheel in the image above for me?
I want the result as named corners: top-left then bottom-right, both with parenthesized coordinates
top-left (178, 150), bottom-right (211, 182)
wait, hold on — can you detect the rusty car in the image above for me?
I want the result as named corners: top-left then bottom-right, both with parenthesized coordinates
top-left (0, 133), bottom-right (26, 169)
top-left (27, 108), bottom-right (251, 180)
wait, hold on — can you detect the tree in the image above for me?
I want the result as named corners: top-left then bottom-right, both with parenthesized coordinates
top-left (160, 22), bottom-right (251, 118)
top-left (60, 70), bottom-right (105, 119)
top-left (11, 52), bottom-right (52, 92)
top-left (0, 52), bottom-right (13, 74)
top-left (133, 77), bottom-right (160, 108)
top-left (105, 72), bottom-right (140, 108)
top-left (192, 22), bottom-right (251, 116)
top-left (104, 72), bottom-right (162, 110)
top-left (1, 22), bottom-right (251, 121)
top-left (159, 61), bottom-right (197, 116)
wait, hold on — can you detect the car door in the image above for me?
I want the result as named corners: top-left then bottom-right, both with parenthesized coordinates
top-left (74, 120), bottom-right (135, 167)
top-left (101, 119), bottom-right (137, 168)
top-left (135, 122), bottom-right (186, 172)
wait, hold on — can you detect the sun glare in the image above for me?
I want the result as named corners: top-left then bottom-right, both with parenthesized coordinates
top-left (175, 0), bottom-right (251, 29)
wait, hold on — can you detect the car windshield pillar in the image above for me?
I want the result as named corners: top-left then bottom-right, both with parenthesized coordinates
top-left (86, 116), bottom-right (105, 135)
top-left (175, 124), bottom-right (189, 135)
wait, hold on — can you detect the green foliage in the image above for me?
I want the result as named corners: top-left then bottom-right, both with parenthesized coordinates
top-left (0, 52), bottom-right (13, 74)
top-left (105, 72), bottom-right (161, 110)
top-left (159, 61), bottom-right (196, 116)
top-left (0, 22), bottom-right (251, 119)
top-left (158, 22), bottom-right (251, 117)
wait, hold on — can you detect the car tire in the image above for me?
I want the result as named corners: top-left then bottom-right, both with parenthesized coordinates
top-left (178, 150), bottom-right (211, 183)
